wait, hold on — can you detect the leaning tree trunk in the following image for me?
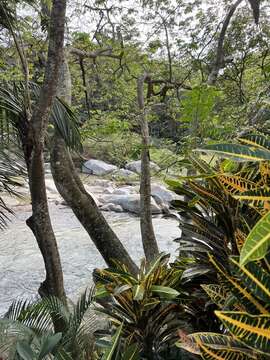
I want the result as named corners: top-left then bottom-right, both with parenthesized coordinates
top-left (207, 0), bottom-right (243, 85)
top-left (23, 0), bottom-right (66, 301)
top-left (137, 74), bottom-right (159, 263)
top-left (50, 54), bottom-right (138, 276)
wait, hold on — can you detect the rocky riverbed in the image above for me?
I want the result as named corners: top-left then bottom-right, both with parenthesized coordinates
top-left (0, 168), bottom-right (181, 315)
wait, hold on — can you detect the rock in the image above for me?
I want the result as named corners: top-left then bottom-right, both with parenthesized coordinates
top-left (45, 178), bottom-right (58, 194)
top-left (44, 162), bottom-right (51, 174)
top-left (103, 187), bottom-right (115, 194)
top-left (82, 159), bottom-right (118, 176)
top-left (125, 160), bottom-right (160, 174)
top-left (151, 184), bottom-right (176, 204)
top-left (112, 168), bottom-right (137, 179)
top-left (83, 185), bottom-right (101, 206)
top-left (92, 179), bottom-right (114, 187)
top-left (112, 186), bottom-right (136, 195)
top-left (98, 194), bottom-right (161, 214)
top-left (100, 203), bottom-right (124, 213)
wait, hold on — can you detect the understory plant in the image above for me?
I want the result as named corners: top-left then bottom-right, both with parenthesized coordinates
top-left (174, 132), bottom-right (270, 359)
top-left (94, 253), bottom-right (196, 359)
top-left (176, 253), bottom-right (270, 359)
top-left (0, 288), bottom-right (96, 359)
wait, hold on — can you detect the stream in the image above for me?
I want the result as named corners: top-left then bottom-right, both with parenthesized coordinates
top-left (0, 201), bottom-right (180, 315)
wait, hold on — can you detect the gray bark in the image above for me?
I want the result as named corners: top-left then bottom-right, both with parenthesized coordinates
top-left (24, 0), bottom-right (67, 301)
top-left (50, 54), bottom-right (138, 275)
top-left (137, 74), bottom-right (159, 263)
top-left (208, 0), bottom-right (243, 85)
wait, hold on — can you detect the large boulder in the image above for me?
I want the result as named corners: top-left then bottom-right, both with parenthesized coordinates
top-left (98, 194), bottom-right (161, 214)
top-left (151, 184), bottom-right (176, 204)
top-left (125, 160), bottom-right (160, 174)
top-left (100, 203), bottom-right (124, 213)
top-left (112, 168), bottom-right (138, 179)
top-left (82, 159), bottom-right (118, 176)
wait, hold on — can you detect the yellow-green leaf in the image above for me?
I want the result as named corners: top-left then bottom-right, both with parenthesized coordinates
top-left (240, 211), bottom-right (270, 266)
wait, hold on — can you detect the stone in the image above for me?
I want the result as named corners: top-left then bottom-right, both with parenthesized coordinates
top-left (151, 184), bottom-right (176, 204)
top-left (44, 162), bottom-right (51, 174)
top-left (112, 186), bottom-right (136, 195)
top-left (112, 168), bottom-right (137, 179)
top-left (45, 178), bottom-right (58, 194)
top-left (82, 159), bottom-right (118, 176)
top-left (100, 203), bottom-right (124, 213)
top-left (125, 160), bottom-right (160, 174)
top-left (98, 194), bottom-right (161, 214)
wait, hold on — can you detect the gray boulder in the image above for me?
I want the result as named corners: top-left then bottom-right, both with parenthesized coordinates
top-left (151, 184), bottom-right (176, 204)
top-left (98, 194), bottom-right (161, 214)
top-left (100, 203), bottom-right (124, 213)
top-left (82, 159), bottom-right (118, 176)
top-left (125, 160), bottom-right (160, 174)
top-left (112, 168), bottom-right (137, 179)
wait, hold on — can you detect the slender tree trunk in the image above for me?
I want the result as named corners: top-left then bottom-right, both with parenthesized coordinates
top-left (207, 0), bottom-right (243, 85)
top-left (24, 0), bottom-right (67, 301)
top-left (50, 55), bottom-right (138, 275)
top-left (137, 74), bottom-right (159, 263)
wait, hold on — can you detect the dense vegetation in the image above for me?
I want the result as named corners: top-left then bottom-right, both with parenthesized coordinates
top-left (1, 0), bottom-right (270, 359)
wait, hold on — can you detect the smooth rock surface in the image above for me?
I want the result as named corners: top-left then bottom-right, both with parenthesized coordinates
top-left (151, 184), bottom-right (176, 204)
top-left (112, 168), bottom-right (137, 179)
top-left (98, 194), bottom-right (162, 214)
top-left (82, 159), bottom-right (118, 176)
top-left (100, 203), bottom-right (124, 212)
top-left (125, 160), bottom-right (160, 174)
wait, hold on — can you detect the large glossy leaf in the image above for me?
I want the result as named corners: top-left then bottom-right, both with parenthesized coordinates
top-left (240, 211), bottom-right (270, 266)
top-left (177, 332), bottom-right (257, 359)
top-left (101, 323), bottom-right (123, 360)
top-left (230, 257), bottom-right (270, 304)
top-left (150, 285), bottom-right (180, 299)
top-left (196, 143), bottom-right (270, 162)
top-left (201, 285), bottom-right (228, 309)
top-left (209, 256), bottom-right (268, 314)
top-left (16, 340), bottom-right (35, 360)
top-left (38, 333), bottom-right (62, 359)
top-left (239, 134), bottom-right (270, 150)
top-left (216, 311), bottom-right (270, 355)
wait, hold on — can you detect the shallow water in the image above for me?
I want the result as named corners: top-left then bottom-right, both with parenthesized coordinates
top-left (0, 202), bottom-right (180, 315)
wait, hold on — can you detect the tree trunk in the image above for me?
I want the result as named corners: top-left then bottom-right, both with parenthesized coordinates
top-left (50, 54), bottom-right (138, 276)
top-left (137, 74), bottom-right (159, 263)
top-left (207, 0), bottom-right (243, 85)
top-left (23, 0), bottom-right (67, 301)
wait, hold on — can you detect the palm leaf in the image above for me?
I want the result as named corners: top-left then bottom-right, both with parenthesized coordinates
top-left (240, 211), bottom-right (270, 266)
top-left (216, 311), bottom-right (270, 355)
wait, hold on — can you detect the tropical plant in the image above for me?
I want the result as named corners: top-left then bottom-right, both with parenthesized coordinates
top-left (176, 253), bottom-right (270, 359)
top-left (166, 154), bottom-right (259, 284)
top-left (94, 253), bottom-right (195, 359)
top-left (196, 132), bottom-right (270, 266)
top-left (0, 288), bottom-right (96, 359)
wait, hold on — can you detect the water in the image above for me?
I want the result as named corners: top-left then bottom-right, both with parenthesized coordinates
top-left (0, 202), bottom-right (180, 315)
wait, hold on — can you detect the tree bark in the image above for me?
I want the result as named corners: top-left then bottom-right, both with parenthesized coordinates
top-left (207, 0), bottom-right (243, 85)
top-left (24, 0), bottom-right (67, 301)
top-left (50, 55), bottom-right (138, 276)
top-left (137, 74), bottom-right (159, 263)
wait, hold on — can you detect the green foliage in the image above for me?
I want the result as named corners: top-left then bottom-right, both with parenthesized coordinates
top-left (197, 133), bottom-right (270, 264)
top-left (176, 254), bottom-right (270, 359)
top-left (0, 288), bottom-right (95, 359)
top-left (0, 82), bottom-right (82, 151)
top-left (94, 253), bottom-right (192, 359)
